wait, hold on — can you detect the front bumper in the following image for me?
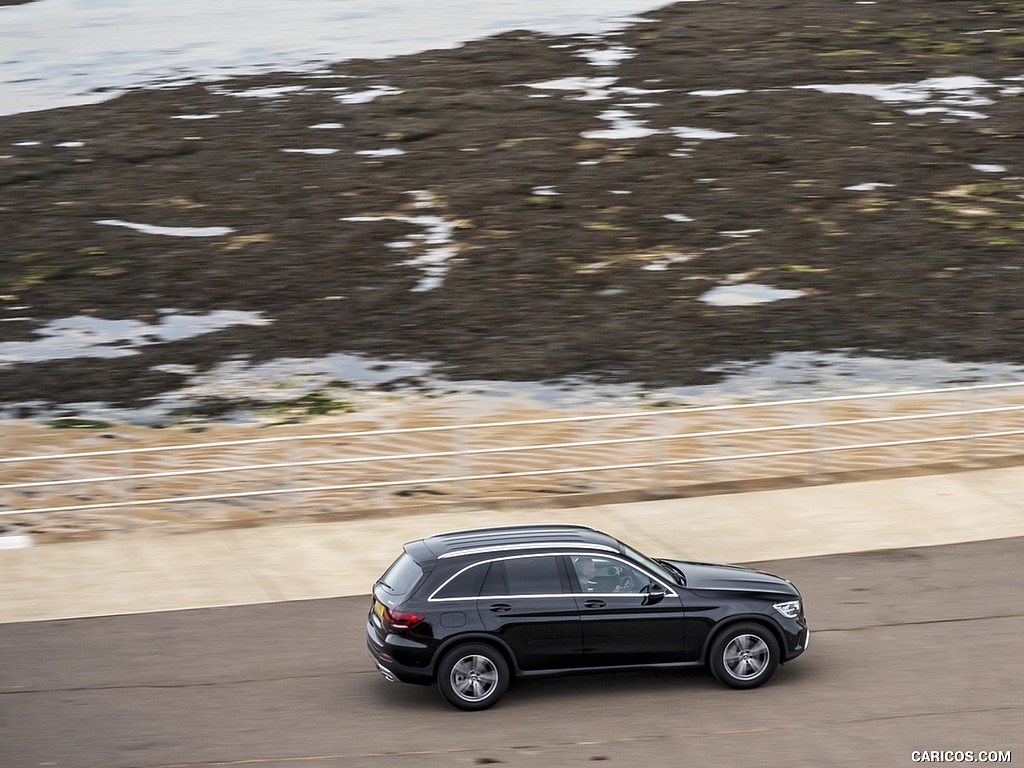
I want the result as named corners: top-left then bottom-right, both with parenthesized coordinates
top-left (782, 618), bottom-right (810, 661)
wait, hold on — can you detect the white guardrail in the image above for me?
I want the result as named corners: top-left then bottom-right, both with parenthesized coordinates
top-left (2, 382), bottom-right (1024, 533)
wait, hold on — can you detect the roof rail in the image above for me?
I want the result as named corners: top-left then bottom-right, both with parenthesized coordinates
top-left (436, 541), bottom-right (616, 559)
top-left (429, 523), bottom-right (598, 540)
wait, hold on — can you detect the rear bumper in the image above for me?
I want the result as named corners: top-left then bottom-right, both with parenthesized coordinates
top-left (374, 660), bottom-right (398, 682)
top-left (366, 617), bottom-right (433, 685)
top-left (366, 640), bottom-right (433, 685)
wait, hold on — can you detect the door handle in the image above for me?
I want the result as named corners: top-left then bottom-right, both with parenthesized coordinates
top-left (584, 599), bottom-right (606, 609)
top-left (488, 603), bottom-right (512, 613)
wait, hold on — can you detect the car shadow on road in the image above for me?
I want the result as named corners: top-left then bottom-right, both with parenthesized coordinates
top-left (510, 667), bottom-right (717, 703)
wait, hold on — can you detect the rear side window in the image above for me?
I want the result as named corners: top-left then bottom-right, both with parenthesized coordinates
top-left (503, 556), bottom-right (565, 596)
top-left (377, 553), bottom-right (424, 598)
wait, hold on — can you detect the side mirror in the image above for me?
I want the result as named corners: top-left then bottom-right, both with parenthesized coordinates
top-left (641, 583), bottom-right (667, 606)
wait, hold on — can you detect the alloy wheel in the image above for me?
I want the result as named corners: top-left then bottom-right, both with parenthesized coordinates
top-left (450, 654), bottom-right (500, 702)
top-left (722, 633), bottom-right (771, 680)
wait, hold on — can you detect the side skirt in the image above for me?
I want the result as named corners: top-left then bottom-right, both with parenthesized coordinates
top-left (515, 660), bottom-right (703, 679)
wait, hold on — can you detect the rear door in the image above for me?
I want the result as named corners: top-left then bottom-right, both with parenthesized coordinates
top-left (476, 554), bottom-right (582, 671)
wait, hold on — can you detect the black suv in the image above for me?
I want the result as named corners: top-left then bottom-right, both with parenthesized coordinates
top-left (367, 524), bottom-right (808, 710)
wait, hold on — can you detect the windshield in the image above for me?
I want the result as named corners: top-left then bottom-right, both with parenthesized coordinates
top-left (621, 542), bottom-right (680, 585)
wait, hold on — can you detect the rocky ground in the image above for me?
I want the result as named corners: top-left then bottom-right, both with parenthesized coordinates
top-left (2, 0), bottom-right (1024, 420)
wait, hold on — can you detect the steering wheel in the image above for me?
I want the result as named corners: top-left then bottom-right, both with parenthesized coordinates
top-left (616, 574), bottom-right (636, 593)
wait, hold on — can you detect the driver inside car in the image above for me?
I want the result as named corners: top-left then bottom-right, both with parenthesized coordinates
top-left (574, 557), bottom-right (598, 591)
top-left (575, 557), bottom-right (644, 593)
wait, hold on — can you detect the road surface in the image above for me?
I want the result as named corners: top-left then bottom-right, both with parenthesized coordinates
top-left (2, 537), bottom-right (1021, 768)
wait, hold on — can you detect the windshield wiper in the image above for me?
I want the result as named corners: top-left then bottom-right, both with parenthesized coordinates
top-left (659, 559), bottom-right (686, 586)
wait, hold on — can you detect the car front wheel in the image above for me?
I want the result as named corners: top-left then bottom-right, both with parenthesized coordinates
top-left (437, 643), bottom-right (510, 711)
top-left (709, 623), bottom-right (780, 689)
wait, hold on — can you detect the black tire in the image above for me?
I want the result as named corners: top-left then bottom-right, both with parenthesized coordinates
top-left (436, 643), bottom-right (510, 711)
top-left (708, 623), bottom-right (780, 689)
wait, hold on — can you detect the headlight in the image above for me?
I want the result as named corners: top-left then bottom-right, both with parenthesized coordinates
top-left (773, 600), bottom-right (801, 619)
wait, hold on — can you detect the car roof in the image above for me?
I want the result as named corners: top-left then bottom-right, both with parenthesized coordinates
top-left (405, 524), bottom-right (622, 564)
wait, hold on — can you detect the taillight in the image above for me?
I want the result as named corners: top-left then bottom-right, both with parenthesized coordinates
top-left (383, 607), bottom-right (425, 631)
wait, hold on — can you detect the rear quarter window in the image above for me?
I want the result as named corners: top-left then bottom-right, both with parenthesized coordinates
top-left (378, 553), bottom-right (424, 598)
top-left (432, 562), bottom-right (488, 600)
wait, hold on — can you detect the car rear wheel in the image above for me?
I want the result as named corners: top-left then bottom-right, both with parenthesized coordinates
top-left (437, 643), bottom-right (509, 711)
top-left (709, 623), bottom-right (779, 689)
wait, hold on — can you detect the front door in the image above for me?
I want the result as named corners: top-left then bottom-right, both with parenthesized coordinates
top-left (568, 554), bottom-right (687, 666)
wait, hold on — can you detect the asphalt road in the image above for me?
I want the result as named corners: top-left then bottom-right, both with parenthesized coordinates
top-left (2, 537), bottom-right (1021, 768)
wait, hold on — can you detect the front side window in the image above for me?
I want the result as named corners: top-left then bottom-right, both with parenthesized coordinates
top-left (571, 555), bottom-right (655, 594)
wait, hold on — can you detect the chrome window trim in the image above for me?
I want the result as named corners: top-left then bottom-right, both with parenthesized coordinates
top-left (436, 541), bottom-right (616, 560)
top-left (428, 551), bottom-right (678, 602)
top-left (429, 552), bottom-right (566, 601)
top-left (434, 594), bottom-right (571, 602)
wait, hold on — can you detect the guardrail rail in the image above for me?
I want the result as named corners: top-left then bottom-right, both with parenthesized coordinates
top-left (3, 382), bottom-right (1024, 534)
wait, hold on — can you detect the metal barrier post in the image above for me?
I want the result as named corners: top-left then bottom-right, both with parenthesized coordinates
top-left (453, 424), bottom-right (466, 502)
top-left (811, 398), bottom-right (825, 478)
top-left (649, 409), bottom-right (666, 495)
top-left (119, 444), bottom-right (131, 506)
top-left (962, 387), bottom-right (976, 466)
